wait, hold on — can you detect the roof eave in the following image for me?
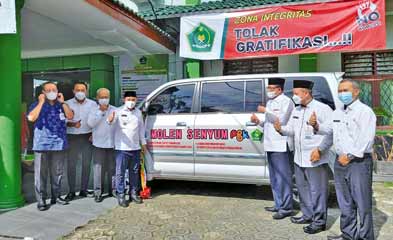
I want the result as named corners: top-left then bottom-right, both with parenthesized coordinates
top-left (86, 0), bottom-right (176, 52)
top-left (141, 0), bottom-right (339, 20)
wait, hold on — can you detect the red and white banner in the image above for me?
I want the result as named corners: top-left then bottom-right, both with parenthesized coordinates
top-left (180, 0), bottom-right (386, 60)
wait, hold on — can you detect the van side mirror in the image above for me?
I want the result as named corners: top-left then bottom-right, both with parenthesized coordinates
top-left (142, 102), bottom-right (150, 113)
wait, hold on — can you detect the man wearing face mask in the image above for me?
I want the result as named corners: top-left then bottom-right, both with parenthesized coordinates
top-left (108, 91), bottom-right (148, 207)
top-left (274, 80), bottom-right (334, 234)
top-left (87, 88), bottom-right (116, 203)
top-left (65, 82), bottom-right (97, 201)
top-left (250, 78), bottom-right (294, 220)
top-left (27, 82), bottom-right (74, 211)
top-left (308, 79), bottom-right (376, 240)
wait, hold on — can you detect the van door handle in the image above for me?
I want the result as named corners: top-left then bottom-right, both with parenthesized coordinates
top-left (246, 121), bottom-right (257, 126)
top-left (176, 122), bottom-right (187, 127)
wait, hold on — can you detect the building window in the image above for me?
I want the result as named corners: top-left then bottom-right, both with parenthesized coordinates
top-left (223, 57), bottom-right (278, 75)
top-left (342, 51), bottom-right (393, 79)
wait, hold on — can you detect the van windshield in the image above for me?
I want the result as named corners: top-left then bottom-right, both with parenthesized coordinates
top-left (282, 77), bottom-right (335, 110)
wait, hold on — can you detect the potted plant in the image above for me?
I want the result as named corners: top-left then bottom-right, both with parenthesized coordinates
top-left (373, 107), bottom-right (393, 175)
top-left (374, 130), bottom-right (393, 175)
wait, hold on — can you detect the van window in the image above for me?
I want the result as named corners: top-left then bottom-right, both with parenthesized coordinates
top-left (148, 84), bottom-right (195, 115)
top-left (283, 77), bottom-right (335, 110)
top-left (201, 80), bottom-right (264, 113)
top-left (245, 81), bottom-right (264, 112)
top-left (201, 81), bottom-right (244, 113)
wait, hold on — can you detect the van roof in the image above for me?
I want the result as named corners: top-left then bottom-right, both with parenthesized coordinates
top-left (144, 72), bottom-right (343, 96)
top-left (142, 72), bottom-right (344, 108)
top-left (168, 72), bottom-right (344, 85)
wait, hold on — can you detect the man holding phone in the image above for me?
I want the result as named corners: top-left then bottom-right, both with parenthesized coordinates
top-left (65, 82), bottom-right (97, 200)
top-left (27, 81), bottom-right (74, 211)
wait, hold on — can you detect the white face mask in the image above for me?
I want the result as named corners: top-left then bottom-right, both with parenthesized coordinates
top-left (267, 91), bottom-right (277, 99)
top-left (98, 98), bottom-right (110, 106)
top-left (125, 100), bottom-right (136, 109)
top-left (45, 91), bottom-right (58, 101)
top-left (75, 91), bottom-right (86, 100)
top-left (292, 95), bottom-right (302, 105)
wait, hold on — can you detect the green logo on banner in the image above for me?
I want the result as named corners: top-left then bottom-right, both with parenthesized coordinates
top-left (187, 23), bottom-right (215, 52)
top-left (251, 129), bottom-right (263, 142)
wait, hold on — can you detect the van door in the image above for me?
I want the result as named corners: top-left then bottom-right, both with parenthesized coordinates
top-left (145, 83), bottom-right (197, 176)
top-left (193, 79), bottom-right (267, 183)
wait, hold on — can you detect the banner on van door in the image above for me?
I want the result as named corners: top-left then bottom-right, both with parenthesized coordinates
top-left (179, 0), bottom-right (386, 60)
top-left (0, 0), bottom-right (17, 34)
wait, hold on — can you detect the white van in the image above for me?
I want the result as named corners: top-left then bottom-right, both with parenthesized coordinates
top-left (142, 73), bottom-right (343, 185)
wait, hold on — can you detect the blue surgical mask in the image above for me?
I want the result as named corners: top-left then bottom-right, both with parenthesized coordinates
top-left (338, 92), bottom-right (353, 105)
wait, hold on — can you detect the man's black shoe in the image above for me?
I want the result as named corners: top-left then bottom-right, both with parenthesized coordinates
top-left (272, 212), bottom-right (292, 220)
top-left (51, 197), bottom-right (69, 205)
top-left (79, 190), bottom-right (88, 198)
top-left (65, 192), bottom-right (76, 201)
top-left (117, 194), bottom-right (128, 207)
top-left (110, 190), bottom-right (117, 198)
top-left (290, 216), bottom-right (313, 224)
top-left (303, 224), bottom-right (326, 234)
top-left (264, 206), bottom-right (278, 212)
top-left (37, 199), bottom-right (48, 211)
top-left (94, 195), bottom-right (103, 203)
top-left (130, 192), bottom-right (143, 204)
top-left (327, 235), bottom-right (351, 240)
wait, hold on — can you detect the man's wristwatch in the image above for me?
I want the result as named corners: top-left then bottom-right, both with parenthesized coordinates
top-left (347, 154), bottom-right (355, 161)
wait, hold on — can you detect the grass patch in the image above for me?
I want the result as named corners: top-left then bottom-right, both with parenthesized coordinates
top-left (383, 182), bottom-right (393, 188)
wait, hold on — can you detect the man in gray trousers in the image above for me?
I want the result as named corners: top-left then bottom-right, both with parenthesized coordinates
top-left (65, 82), bottom-right (97, 200)
top-left (310, 79), bottom-right (376, 240)
top-left (87, 88), bottom-right (116, 202)
top-left (250, 77), bottom-right (294, 220)
top-left (27, 82), bottom-right (74, 210)
top-left (274, 80), bottom-right (334, 235)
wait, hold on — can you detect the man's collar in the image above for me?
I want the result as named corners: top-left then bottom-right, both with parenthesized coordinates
top-left (122, 105), bottom-right (135, 112)
top-left (343, 99), bottom-right (360, 111)
top-left (73, 97), bottom-right (86, 104)
top-left (296, 98), bottom-right (314, 108)
top-left (270, 93), bottom-right (283, 101)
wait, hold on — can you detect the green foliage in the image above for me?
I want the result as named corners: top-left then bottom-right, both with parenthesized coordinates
top-left (373, 106), bottom-right (391, 118)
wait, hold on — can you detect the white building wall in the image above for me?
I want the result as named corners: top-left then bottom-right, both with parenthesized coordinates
top-left (317, 52), bottom-right (342, 73)
top-left (278, 55), bottom-right (299, 73)
top-left (203, 60), bottom-right (224, 77)
top-left (386, 15), bottom-right (393, 49)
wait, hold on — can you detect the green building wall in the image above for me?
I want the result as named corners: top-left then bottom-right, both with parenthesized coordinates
top-left (22, 54), bottom-right (115, 103)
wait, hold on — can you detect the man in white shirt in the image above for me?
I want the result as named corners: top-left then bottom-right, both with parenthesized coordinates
top-left (65, 82), bottom-right (97, 201)
top-left (108, 91), bottom-right (147, 207)
top-left (250, 78), bottom-right (294, 220)
top-left (274, 80), bottom-right (334, 235)
top-left (87, 88), bottom-right (116, 203)
top-left (309, 79), bottom-right (376, 240)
